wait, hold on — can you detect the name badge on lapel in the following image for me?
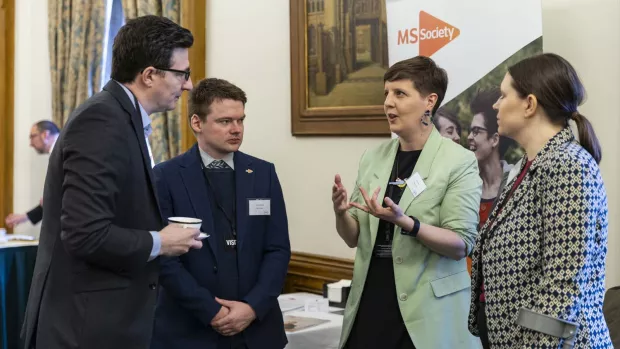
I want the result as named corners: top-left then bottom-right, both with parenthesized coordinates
top-left (249, 199), bottom-right (271, 216)
top-left (405, 173), bottom-right (427, 199)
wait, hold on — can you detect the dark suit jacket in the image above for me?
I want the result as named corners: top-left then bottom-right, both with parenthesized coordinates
top-left (150, 144), bottom-right (291, 349)
top-left (26, 204), bottom-right (43, 224)
top-left (21, 80), bottom-right (164, 349)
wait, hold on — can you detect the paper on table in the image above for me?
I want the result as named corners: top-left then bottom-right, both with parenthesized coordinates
top-left (278, 295), bottom-right (308, 313)
top-left (7, 235), bottom-right (36, 241)
top-left (283, 315), bottom-right (330, 333)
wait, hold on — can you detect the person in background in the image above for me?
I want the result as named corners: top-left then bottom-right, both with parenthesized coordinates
top-left (332, 56), bottom-right (481, 349)
top-left (469, 53), bottom-right (613, 348)
top-left (433, 107), bottom-right (462, 144)
top-left (4, 120), bottom-right (59, 228)
top-left (465, 88), bottom-right (514, 349)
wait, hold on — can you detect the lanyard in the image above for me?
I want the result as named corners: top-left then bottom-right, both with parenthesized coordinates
top-left (200, 162), bottom-right (237, 238)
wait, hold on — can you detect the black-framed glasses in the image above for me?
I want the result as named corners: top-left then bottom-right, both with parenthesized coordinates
top-left (469, 126), bottom-right (488, 137)
top-left (154, 67), bottom-right (191, 81)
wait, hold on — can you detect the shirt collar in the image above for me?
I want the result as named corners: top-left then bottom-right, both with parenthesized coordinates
top-left (199, 146), bottom-right (235, 170)
top-left (116, 81), bottom-right (152, 137)
top-left (49, 136), bottom-right (58, 154)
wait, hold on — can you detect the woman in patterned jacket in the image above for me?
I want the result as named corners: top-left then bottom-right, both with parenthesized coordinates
top-left (468, 53), bottom-right (613, 348)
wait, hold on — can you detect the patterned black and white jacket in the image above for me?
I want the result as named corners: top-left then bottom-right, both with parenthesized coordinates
top-left (468, 127), bottom-right (613, 348)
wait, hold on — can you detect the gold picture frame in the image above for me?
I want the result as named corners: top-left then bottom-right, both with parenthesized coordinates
top-left (290, 0), bottom-right (390, 136)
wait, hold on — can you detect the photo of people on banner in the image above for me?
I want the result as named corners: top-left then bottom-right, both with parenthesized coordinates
top-left (433, 37), bottom-right (542, 273)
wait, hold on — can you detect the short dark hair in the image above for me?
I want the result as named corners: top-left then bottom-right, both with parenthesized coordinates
top-left (433, 107), bottom-right (461, 135)
top-left (470, 88), bottom-right (514, 158)
top-left (383, 56), bottom-right (448, 115)
top-left (35, 120), bottom-right (60, 135)
top-left (111, 15), bottom-right (193, 83)
top-left (189, 78), bottom-right (248, 122)
top-left (508, 53), bottom-right (601, 163)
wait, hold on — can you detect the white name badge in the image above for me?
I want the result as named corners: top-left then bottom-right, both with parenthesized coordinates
top-left (405, 173), bottom-right (427, 199)
top-left (249, 199), bottom-right (271, 216)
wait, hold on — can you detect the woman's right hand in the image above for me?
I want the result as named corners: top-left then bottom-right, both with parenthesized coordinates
top-left (332, 174), bottom-right (351, 216)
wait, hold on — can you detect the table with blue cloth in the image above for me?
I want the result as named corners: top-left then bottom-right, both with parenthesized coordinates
top-left (0, 241), bottom-right (38, 349)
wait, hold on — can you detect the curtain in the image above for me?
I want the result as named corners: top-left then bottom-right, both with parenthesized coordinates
top-left (48, 0), bottom-right (107, 127)
top-left (121, 0), bottom-right (182, 164)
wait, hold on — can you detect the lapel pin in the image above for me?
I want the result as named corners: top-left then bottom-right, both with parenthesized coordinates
top-left (246, 169), bottom-right (253, 174)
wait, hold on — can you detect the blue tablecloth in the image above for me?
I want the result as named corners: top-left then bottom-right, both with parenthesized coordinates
top-left (0, 244), bottom-right (37, 349)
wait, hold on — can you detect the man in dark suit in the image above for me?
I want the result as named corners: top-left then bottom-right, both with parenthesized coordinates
top-left (5, 120), bottom-right (59, 228)
top-left (21, 16), bottom-right (203, 349)
top-left (150, 78), bottom-right (291, 349)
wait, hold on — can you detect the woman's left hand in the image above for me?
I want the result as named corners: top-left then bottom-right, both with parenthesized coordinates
top-left (350, 185), bottom-right (404, 223)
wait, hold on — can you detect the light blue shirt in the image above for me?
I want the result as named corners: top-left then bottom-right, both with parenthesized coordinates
top-left (117, 81), bottom-right (161, 262)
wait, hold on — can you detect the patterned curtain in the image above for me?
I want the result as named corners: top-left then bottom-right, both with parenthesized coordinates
top-left (121, 0), bottom-right (182, 163)
top-left (48, 0), bottom-right (106, 127)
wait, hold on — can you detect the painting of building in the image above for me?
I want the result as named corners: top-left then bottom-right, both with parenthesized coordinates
top-left (306, 0), bottom-right (388, 108)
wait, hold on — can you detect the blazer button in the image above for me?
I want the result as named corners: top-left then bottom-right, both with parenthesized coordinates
top-left (399, 293), bottom-right (408, 301)
top-left (213, 266), bottom-right (218, 273)
top-left (395, 256), bottom-right (403, 264)
top-left (149, 283), bottom-right (157, 290)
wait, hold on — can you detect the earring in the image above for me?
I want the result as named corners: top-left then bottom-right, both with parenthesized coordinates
top-left (421, 110), bottom-right (431, 126)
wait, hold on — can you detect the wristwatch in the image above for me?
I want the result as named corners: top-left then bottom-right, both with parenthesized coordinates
top-left (401, 216), bottom-right (420, 237)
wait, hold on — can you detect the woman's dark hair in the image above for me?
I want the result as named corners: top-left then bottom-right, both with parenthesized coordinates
top-left (470, 88), bottom-right (514, 158)
top-left (384, 56), bottom-right (448, 116)
top-left (508, 53), bottom-right (601, 163)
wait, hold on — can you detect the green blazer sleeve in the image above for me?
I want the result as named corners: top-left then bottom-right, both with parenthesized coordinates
top-left (439, 154), bottom-right (483, 255)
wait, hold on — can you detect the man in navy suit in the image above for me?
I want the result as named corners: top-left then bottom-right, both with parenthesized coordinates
top-left (151, 78), bottom-right (291, 349)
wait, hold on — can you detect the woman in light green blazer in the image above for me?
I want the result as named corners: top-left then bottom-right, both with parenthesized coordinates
top-left (332, 56), bottom-right (482, 349)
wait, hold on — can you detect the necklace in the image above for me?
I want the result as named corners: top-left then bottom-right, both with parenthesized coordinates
top-left (388, 152), bottom-right (408, 188)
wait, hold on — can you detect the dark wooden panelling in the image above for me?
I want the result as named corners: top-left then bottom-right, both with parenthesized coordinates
top-left (284, 252), bottom-right (354, 295)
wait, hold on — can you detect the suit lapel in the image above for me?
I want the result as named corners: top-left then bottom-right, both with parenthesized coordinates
top-left (103, 81), bottom-right (161, 219)
top-left (398, 128), bottom-right (442, 214)
top-left (234, 152), bottom-right (254, 251)
top-left (180, 145), bottom-right (218, 261)
top-left (368, 140), bottom-right (398, 245)
top-left (481, 158), bottom-right (524, 234)
top-left (484, 161), bottom-right (532, 239)
top-left (483, 127), bottom-right (575, 238)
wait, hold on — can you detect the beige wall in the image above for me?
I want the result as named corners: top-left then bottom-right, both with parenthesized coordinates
top-left (541, 0), bottom-right (620, 288)
top-left (12, 0), bottom-right (52, 238)
top-left (206, 0), bottom-right (620, 287)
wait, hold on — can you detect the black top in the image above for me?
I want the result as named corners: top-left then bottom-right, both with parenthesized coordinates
top-left (345, 148), bottom-right (422, 349)
top-left (203, 166), bottom-right (247, 348)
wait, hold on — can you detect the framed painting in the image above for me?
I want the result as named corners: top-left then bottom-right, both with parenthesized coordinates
top-left (290, 0), bottom-right (391, 136)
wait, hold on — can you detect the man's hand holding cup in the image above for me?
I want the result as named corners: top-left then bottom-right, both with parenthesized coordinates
top-left (159, 217), bottom-right (205, 256)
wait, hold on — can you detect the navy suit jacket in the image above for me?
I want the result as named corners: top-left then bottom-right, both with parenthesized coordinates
top-left (150, 144), bottom-right (291, 349)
